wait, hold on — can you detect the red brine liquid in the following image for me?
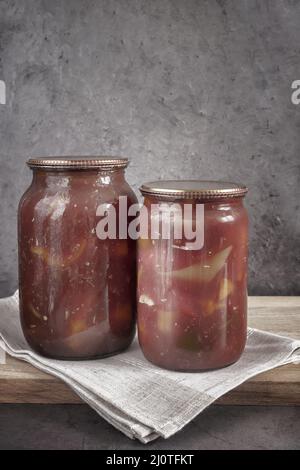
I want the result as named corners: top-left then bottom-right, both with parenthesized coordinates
top-left (18, 158), bottom-right (137, 359)
top-left (137, 182), bottom-right (248, 371)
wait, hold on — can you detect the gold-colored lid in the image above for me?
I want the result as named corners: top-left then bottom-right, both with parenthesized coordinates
top-left (27, 156), bottom-right (128, 171)
top-left (140, 180), bottom-right (248, 200)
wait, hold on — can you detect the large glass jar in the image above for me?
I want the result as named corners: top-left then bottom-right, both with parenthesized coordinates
top-left (137, 180), bottom-right (248, 371)
top-left (18, 157), bottom-right (137, 359)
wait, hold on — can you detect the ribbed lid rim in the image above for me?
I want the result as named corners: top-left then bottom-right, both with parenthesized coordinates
top-left (140, 180), bottom-right (248, 200)
top-left (27, 156), bottom-right (128, 170)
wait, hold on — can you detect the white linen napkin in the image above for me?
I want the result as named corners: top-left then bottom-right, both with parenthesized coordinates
top-left (0, 291), bottom-right (299, 443)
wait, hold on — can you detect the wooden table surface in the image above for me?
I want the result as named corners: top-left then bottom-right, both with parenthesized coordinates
top-left (0, 296), bottom-right (299, 405)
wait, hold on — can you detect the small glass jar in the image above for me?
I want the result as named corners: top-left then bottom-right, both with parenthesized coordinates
top-left (137, 180), bottom-right (248, 371)
top-left (18, 157), bottom-right (137, 359)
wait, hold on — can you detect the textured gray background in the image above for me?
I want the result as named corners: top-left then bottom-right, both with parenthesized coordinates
top-left (0, 0), bottom-right (300, 296)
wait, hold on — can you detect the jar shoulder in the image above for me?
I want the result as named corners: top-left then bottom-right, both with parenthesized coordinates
top-left (204, 202), bottom-right (248, 225)
top-left (18, 178), bottom-right (137, 217)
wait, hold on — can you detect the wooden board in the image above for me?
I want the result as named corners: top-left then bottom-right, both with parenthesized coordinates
top-left (0, 297), bottom-right (299, 405)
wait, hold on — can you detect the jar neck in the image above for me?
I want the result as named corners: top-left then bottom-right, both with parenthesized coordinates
top-left (31, 168), bottom-right (126, 188)
top-left (144, 195), bottom-right (245, 209)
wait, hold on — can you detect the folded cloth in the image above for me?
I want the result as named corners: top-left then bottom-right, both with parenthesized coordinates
top-left (0, 292), bottom-right (299, 443)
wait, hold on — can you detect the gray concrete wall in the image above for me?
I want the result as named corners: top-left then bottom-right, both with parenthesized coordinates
top-left (0, 0), bottom-right (299, 296)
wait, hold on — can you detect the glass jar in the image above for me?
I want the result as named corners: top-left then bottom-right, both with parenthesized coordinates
top-left (18, 157), bottom-right (137, 359)
top-left (137, 180), bottom-right (248, 371)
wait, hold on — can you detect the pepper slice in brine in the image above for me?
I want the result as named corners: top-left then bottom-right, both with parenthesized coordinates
top-left (176, 330), bottom-right (203, 352)
top-left (219, 277), bottom-right (234, 301)
top-left (31, 239), bottom-right (87, 268)
top-left (171, 246), bottom-right (232, 283)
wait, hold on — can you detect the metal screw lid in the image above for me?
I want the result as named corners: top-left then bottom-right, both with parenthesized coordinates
top-left (140, 180), bottom-right (248, 200)
top-left (27, 156), bottom-right (129, 171)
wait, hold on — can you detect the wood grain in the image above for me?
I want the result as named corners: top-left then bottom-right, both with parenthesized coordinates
top-left (0, 297), bottom-right (299, 405)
